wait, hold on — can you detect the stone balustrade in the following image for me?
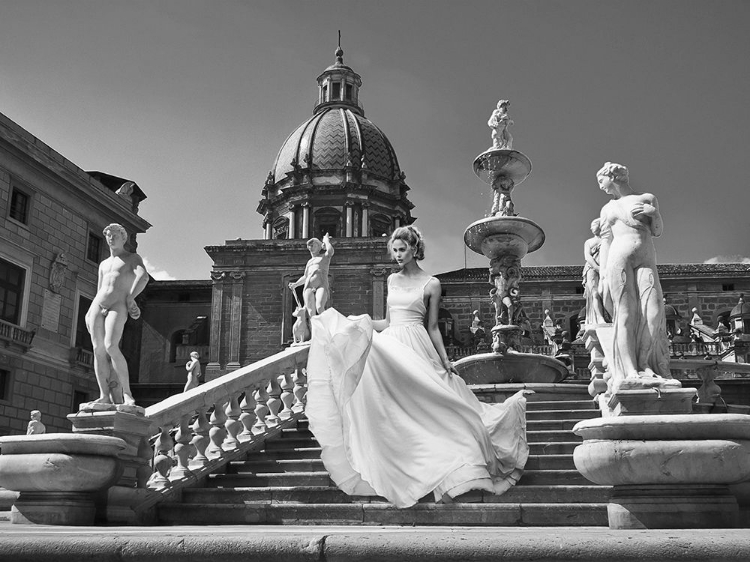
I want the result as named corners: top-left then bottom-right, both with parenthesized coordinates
top-left (143, 345), bottom-right (309, 492)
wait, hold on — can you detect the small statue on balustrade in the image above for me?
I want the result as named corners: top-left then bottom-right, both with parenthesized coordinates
top-left (84, 223), bottom-right (148, 409)
top-left (469, 310), bottom-right (486, 346)
top-left (289, 233), bottom-right (335, 344)
top-left (488, 99), bottom-right (513, 150)
top-left (27, 410), bottom-right (46, 435)
top-left (184, 351), bottom-right (201, 392)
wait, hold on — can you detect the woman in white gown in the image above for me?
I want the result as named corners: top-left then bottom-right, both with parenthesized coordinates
top-left (306, 226), bottom-right (529, 508)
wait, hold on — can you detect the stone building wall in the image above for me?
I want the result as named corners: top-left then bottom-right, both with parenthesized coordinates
top-left (0, 112), bottom-right (150, 435)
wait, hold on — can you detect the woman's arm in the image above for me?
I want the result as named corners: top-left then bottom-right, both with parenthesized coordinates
top-left (425, 278), bottom-right (456, 374)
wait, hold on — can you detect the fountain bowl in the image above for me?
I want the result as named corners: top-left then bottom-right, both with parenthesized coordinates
top-left (464, 216), bottom-right (545, 259)
top-left (473, 149), bottom-right (532, 186)
top-left (455, 352), bottom-right (569, 384)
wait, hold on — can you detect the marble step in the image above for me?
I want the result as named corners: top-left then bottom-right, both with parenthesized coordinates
top-left (526, 409), bottom-right (600, 420)
top-left (210, 468), bottom-right (588, 488)
top-left (180, 484), bottom-right (609, 506)
top-left (228, 454), bottom-right (576, 474)
top-left (525, 400), bottom-right (597, 411)
top-left (157, 501), bottom-right (608, 526)
top-left (262, 429), bottom-right (580, 450)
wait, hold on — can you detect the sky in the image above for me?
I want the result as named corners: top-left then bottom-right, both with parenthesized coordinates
top-left (1, 0), bottom-right (748, 280)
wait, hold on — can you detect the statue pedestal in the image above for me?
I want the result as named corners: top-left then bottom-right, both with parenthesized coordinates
top-left (608, 388), bottom-right (696, 416)
top-left (573, 414), bottom-right (750, 529)
top-left (67, 409), bottom-right (157, 524)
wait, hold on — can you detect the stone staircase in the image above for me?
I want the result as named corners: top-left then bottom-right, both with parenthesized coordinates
top-left (157, 394), bottom-right (611, 526)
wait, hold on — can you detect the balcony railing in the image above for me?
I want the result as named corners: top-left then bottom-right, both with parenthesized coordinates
top-left (69, 347), bottom-right (94, 370)
top-left (0, 319), bottom-right (35, 352)
top-left (670, 342), bottom-right (724, 357)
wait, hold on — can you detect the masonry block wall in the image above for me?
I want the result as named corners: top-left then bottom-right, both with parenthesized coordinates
top-left (205, 237), bottom-right (391, 377)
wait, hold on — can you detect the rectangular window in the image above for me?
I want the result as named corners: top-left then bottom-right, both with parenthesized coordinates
top-left (74, 295), bottom-right (93, 350)
top-left (0, 258), bottom-right (26, 324)
top-left (73, 389), bottom-right (88, 411)
top-left (9, 188), bottom-right (30, 224)
top-left (332, 82), bottom-right (341, 100)
top-left (345, 84), bottom-right (353, 100)
top-left (0, 369), bottom-right (10, 401)
top-left (87, 232), bottom-right (102, 263)
top-left (723, 284), bottom-right (735, 291)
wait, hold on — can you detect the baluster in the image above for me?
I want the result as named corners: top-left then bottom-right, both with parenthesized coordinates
top-left (147, 427), bottom-right (173, 490)
top-left (239, 389), bottom-right (257, 441)
top-left (135, 436), bottom-right (153, 489)
top-left (207, 398), bottom-right (228, 459)
top-left (292, 367), bottom-right (308, 413)
top-left (224, 393), bottom-right (242, 450)
top-left (266, 377), bottom-right (282, 427)
top-left (190, 408), bottom-right (211, 468)
top-left (278, 372), bottom-right (294, 420)
top-left (170, 413), bottom-right (194, 479)
top-left (252, 384), bottom-right (269, 434)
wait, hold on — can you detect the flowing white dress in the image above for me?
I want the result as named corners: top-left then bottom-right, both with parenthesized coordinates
top-left (306, 275), bottom-right (529, 508)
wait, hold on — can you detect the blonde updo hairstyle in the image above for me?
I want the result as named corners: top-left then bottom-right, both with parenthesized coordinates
top-left (388, 225), bottom-right (425, 261)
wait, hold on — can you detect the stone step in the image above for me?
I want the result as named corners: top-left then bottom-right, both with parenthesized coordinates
top-left (525, 399), bottom-right (597, 411)
top-left (527, 419), bottom-right (580, 431)
top-left (211, 467), bottom-right (588, 488)
top-left (527, 430), bottom-right (581, 443)
top-left (157, 502), bottom-right (608, 526)
top-left (518, 470), bottom-right (589, 486)
top-left (230, 454), bottom-right (576, 474)
top-left (529, 441), bottom-right (581, 455)
top-left (526, 409), bottom-right (600, 420)
top-left (250, 447), bottom-right (322, 460)
top-left (180, 484), bottom-right (610, 506)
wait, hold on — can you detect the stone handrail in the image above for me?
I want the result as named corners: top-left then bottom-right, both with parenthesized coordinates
top-left (137, 344), bottom-right (310, 507)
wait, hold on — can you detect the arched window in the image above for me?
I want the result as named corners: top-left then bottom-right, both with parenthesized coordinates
top-left (314, 208), bottom-right (341, 239)
top-left (370, 214), bottom-right (391, 238)
top-left (273, 217), bottom-right (289, 240)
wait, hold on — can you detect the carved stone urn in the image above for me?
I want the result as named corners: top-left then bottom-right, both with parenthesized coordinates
top-left (573, 414), bottom-right (750, 528)
top-left (0, 433), bottom-right (126, 525)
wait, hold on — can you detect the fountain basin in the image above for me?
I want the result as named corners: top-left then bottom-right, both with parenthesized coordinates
top-left (464, 216), bottom-right (545, 259)
top-left (0, 433), bottom-right (126, 525)
top-left (473, 149), bottom-right (532, 185)
top-left (455, 352), bottom-right (569, 384)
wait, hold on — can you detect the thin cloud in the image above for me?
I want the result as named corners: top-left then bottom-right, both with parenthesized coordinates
top-left (143, 257), bottom-right (176, 280)
top-left (704, 255), bottom-right (750, 265)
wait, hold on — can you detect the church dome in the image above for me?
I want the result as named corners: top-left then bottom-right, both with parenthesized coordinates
top-left (272, 108), bottom-right (402, 184)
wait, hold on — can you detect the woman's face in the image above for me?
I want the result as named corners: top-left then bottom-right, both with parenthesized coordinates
top-left (391, 239), bottom-right (414, 267)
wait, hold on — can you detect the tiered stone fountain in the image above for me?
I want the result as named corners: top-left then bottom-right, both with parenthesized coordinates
top-left (455, 100), bottom-right (567, 384)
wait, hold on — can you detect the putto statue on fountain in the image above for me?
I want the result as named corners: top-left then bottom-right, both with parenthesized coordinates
top-left (488, 99), bottom-right (513, 150)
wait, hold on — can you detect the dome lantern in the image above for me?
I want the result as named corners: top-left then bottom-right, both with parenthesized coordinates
top-left (315, 37), bottom-right (363, 116)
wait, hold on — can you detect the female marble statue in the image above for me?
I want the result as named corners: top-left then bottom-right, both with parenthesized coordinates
top-left (582, 218), bottom-right (609, 326)
top-left (596, 162), bottom-right (676, 392)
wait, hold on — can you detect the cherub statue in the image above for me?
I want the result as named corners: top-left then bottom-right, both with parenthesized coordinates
top-left (289, 233), bottom-right (335, 318)
top-left (27, 410), bottom-right (46, 435)
top-left (184, 351), bottom-right (201, 392)
top-left (488, 99), bottom-right (514, 150)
